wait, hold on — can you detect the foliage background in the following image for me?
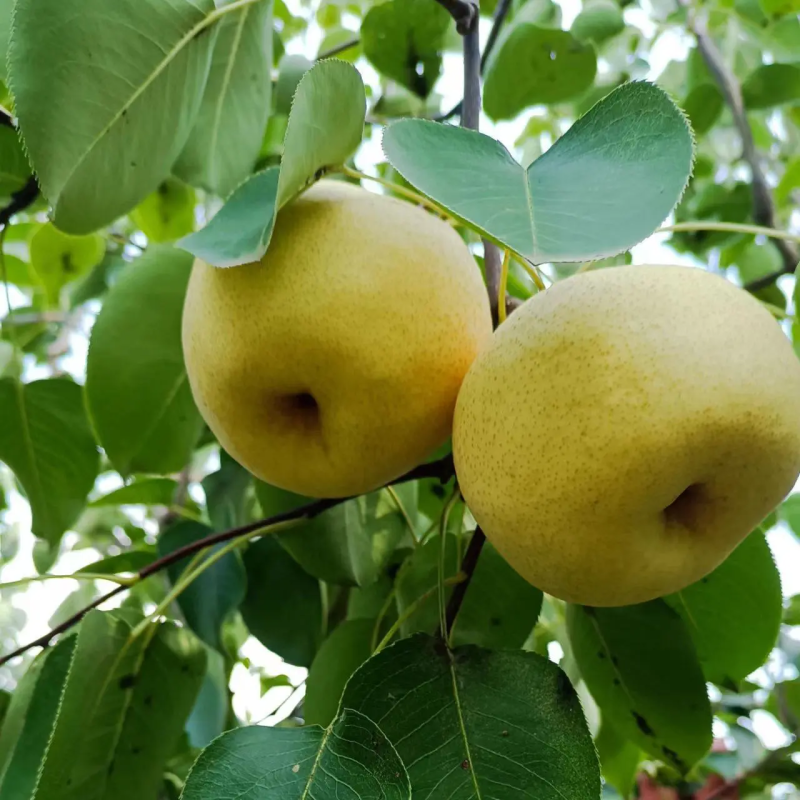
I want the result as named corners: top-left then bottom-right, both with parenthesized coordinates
top-left (1, 0), bottom-right (800, 797)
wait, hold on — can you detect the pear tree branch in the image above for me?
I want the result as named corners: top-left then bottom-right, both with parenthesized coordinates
top-left (0, 454), bottom-right (455, 667)
top-left (684, 4), bottom-right (798, 290)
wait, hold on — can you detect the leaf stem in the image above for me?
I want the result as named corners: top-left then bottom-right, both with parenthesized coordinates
top-left (374, 574), bottom-right (465, 654)
top-left (385, 485), bottom-right (419, 548)
top-left (444, 527), bottom-right (487, 644)
top-left (0, 572), bottom-right (135, 591)
top-left (317, 37), bottom-right (360, 61)
top-left (657, 221), bottom-right (800, 245)
top-left (338, 165), bottom-right (454, 221)
top-left (437, 486), bottom-right (462, 637)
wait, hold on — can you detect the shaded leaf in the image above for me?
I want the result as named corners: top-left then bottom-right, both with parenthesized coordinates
top-left (361, 0), bottom-right (450, 97)
top-left (186, 649), bottom-right (229, 749)
top-left (175, 0), bottom-right (272, 197)
top-left (595, 722), bottom-right (641, 799)
top-left (665, 530), bottom-right (782, 684)
top-left (275, 53), bottom-right (313, 115)
top-left (9, 0), bottom-right (218, 233)
top-left (0, 127), bottom-right (30, 197)
top-left (567, 601), bottom-right (712, 773)
top-left (182, 709), bottom-right (410, 800)
top-left (158, 521), bottom-right (247, 652)
top-left (75, 548), bottom-right (158, 576)
top-left (240, 535), bottom-right (322, 667)
top-left (571, 0), bottom-right (625, 44)
top-left (86, 246), bottom-right (202, 476)
top-left (742, 64), bottom-right (800, 108)
top-left (304, 618), bottom-right (374, 727)
top-left (342, 634), bottom-right (600, 799)
top-left (484, 24), bottom-right (596, 119)
top-left (202, 450), bottom-right (252, 531)
top-left (90, 478), bottom-right (178, 508)
top-left (180, 59), bottom-right (365, 267)
top-left (383, 81), bottom-right (693, 263)
top-left (0, 378), bottom-right (98, 545)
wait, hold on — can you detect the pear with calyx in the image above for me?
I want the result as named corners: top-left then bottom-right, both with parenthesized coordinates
top-left (182, 180), bottom-right (492, 498)
top-left (453, 265), bottom-right (800, 607)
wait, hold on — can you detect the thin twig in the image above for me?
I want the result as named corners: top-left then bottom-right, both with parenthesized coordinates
top-left (317, 36), bottom-right (360, 61)
top-left (684, 2), bottom-right (798, 290)
top-left (435, 0), bottom-right (513, 122)
top-left (0, 454), bottom-right (455, 667)
top-left (432, 0), bottom-right (478, 34)
top-left (0, 176), bottom-right (39, 229)
top-left (444, 528), bottom-right (486, 639)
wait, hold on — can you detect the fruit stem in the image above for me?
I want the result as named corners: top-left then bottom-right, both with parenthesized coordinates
top-left (498, 249), bottom-right (511, 323)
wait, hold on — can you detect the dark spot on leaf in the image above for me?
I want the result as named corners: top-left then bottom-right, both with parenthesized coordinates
top-left (181, 664), bottom-right (191, 674)
top-left (132, 746), bottom-right (141, 755)
top-left (611, 656), bottom-right (620, 667)
top-left (158, 183), bottom-right (169, 196)
top-left (119, 674), bottom-right (136, 690)
top-left (501, 730), bottom-right (509, 737)
top-left (597, 651), bottom-right (606, 659)
top-left (431, 485), bottom-right (445, 499)
top-left (461, 759), bottom-right (470, 770)
top-left (661, 747), bottom-right (687, 772)
top-left (632, 711), bottom-right (654, 736)
top-left (701, 578), bottom-right (709, 584)
top-left (122, 109), bottom-right (127, 117)
top-left (192, 26), bottom-right (211, 40)
top-left (583, 606), bottom-right (596, 617)
top-left (613, 678), bottom-right (621, 687)
top-left (62, 253), bottom-right (74, 273)
top-left (108, 760), bottom-right (115, 775)
top-left (144, 695), bottom-right (153, 707)
top-left (130, 161), bottom-right (137, 168)
top-left (490, 616), bottom-right (502, 627)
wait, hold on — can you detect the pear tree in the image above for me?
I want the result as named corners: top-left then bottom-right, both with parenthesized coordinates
top-left (1, 0), bottom-right (800, 799)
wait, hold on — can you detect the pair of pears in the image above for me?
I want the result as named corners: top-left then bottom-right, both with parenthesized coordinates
top-left (182, 181), bottom-right (800, 607)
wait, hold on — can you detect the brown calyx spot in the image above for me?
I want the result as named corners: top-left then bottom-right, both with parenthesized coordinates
top-left (275, 392), bottom-right (321, 431)
top-left (664, 483), bottom-right (706, 531)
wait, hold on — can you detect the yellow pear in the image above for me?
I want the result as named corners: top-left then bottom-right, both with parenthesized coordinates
top-left (453, 265), bottom-right (800, 607)
top-left (182, 180), bottom-right (492, 498)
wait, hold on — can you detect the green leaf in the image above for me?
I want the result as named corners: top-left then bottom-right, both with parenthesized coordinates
top-left (595, 722), bottom-right (641, 799)
top-left (342, 634), bottom-right (600, 799)
top-left (567, 601), bottom-right (712, 773)
top-left (174, 0), bottom-right (272, 197)
top-left (0, 127), bottom-right (30, 197)
top-left (304, 618), bottom-right (375, 727)
top-left (361, 0), bottom-right (450, 97)
top-left (275, 53), bottom-right (313, 114)
top-left (0, 637), bottom-right (76, 800)
top-left (785, 594), bottom-right (800, 625)
top-left (90, 478), bottom-right (179, 508)
top-left (776, 156), bottom-right (800, 206)
top-left (383, 81), bottom-right (693, 263)
top-left (759, 0), bottom-right (800, 14)
top-left (396, 533), bottom-right (543, 649)
top-left (665, 530), bottom-right (782, 684)
top-left (256, 482), bottom-right (411, 585)
top-left (571, 0), bottom-right (625, 44)
top-left (483, 24), bottom-right (597, 120)
top-left (0, 0), bottom-right (11, 83)
top-left (158, 521), bottom-right (247, 652)
top-left (186, 648), bottom-right (228, 749)
top-left (0, 377), bottom-right (98, 545)
top-left (240, 535), bottom-right (322, 667)
top-left (742, 64), bottom-right (800, 108)
top-left (181, 709), bottom-right (411, 800)
top-left (29, 223), bottom-right (105, 306)
top-left (33, 612), bottom-right (206, 800)
top-left (130, 179), bottom-right (196, 244)
top-left (179, 59), bottom-right (365, 267)
top-left (9, 0), bottom-right (218, 233)
top-left (75, 548), bottom-right (157, 576)
top-left (682, 84), bottom-right (724, 135)
top-left (734, 240), bottom-right (787, 308)
top-left (202, 450), bottom-right (252, 531)
top-left (86, 246), bottom-right (202, 476)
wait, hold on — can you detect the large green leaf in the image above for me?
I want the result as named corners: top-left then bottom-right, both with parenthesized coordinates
top-left (90, 478), bottom-right (178, 508)
top-left (158, 521), bottom-right (247, 652)
top-left (181, 710), bottom-right (410, 800)
top-left (742, 64), bottom-right (800, 108)
top-left (361, 0), bottom-right (450, 97)
top-left (240, 535), bottom-right (322, 667)
top-left (342, 634), bottom-right (600, 799)
top-left (85, 246), bottom-right (202, 476)
top-left (0, 378), bottom-right (99, 544)
top-left (202, 450), bottom-right (252, 531)
top-left (175, 0), bottom-right (272, 197)
top-left (0, 0), bottom-right (11, 82)
top-left (0, 637), bottom-right (76, 800)
top-left (483, 22), bottom-right (596, 120)
top-left (396, 533), bottom-right (543, 649)
top-left (256, 482), bottom-right (413, 585)
top-left (383, 81), bottom-right (693, 263)
top-left (304, 618), bottom-right (375, 727)
top-left (567, 601), bottom-right (712, 773)
top-left (8, 0), bottom-right (221, 233)
top-left (179, 59), bottom-right (365, 267)
top-left (32, 612), bottom-right (206, 800)
top-left (185, 649), bottom-right (228, 749)
top-left (665, 530), bottom-right (782, 684)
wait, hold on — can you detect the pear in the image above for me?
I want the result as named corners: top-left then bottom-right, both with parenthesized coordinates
top-left (182, 180), bottom-right (492, 498)
top-left (453, 265), bottom-right (800, 606)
